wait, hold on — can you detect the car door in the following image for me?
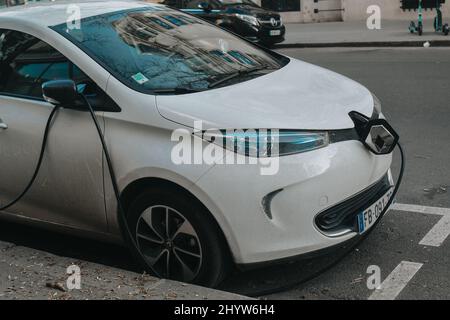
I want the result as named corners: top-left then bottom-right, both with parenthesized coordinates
top-left (0, 29), bottom-right (108, 233)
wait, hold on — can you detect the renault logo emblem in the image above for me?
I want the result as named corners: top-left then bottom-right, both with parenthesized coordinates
top-left (349, 112), bottom-right (399, 155)
top-left (270, 18), bottom-right (277, 27)
top-left (361, 119), bottom-right (399, 155)
top-left (365, 124), bottom-right (396, 154)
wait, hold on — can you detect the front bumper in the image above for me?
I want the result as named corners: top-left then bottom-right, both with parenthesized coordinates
top-left (238, 172), bottom-right (396, 271)
top-left (195, 140), bottom-right (393, 265)
top-left (315, 171), bottom-right (394, 237)
top-left (256, 25), bottom-right (286, 44)
top-left (236, 23), bottom-right (286, 44)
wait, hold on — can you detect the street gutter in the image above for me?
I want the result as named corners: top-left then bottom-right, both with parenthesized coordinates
top-left (274, 40), bottom-right (450, 49)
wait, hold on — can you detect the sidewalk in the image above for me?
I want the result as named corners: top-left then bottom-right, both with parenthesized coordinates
top-left (280, 20), bottom-right (450, 47)
top-left (0, 241), bottom-right (250, 300)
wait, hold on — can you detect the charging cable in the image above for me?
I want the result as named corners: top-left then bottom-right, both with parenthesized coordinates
top-left (0, 93), bottom-right (150, 274)
top-left (392, 143), bottom-right (405, 202)
top-left (0, 105), bottom-right (60, 211)
top-left (79, 95), bottom-right (143, 260)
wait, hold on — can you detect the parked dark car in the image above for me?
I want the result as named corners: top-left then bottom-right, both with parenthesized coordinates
top-left (162, 0), bottom-right (285, 45)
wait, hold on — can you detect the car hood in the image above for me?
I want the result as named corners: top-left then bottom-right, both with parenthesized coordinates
top-left (156, 58), bottom-right (374, 130)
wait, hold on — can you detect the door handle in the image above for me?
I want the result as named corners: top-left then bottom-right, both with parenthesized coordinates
top-left (0, 118), bottom-right (8, 130)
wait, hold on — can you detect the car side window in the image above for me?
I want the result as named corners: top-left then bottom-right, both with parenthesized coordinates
top-left (0, 31), bottom-right (70, 99)
top-left (0, 29), bottom-right (120, 112)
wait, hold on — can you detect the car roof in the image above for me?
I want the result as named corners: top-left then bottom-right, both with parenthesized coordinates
top-left (0, 0), bottom-right (162, 28)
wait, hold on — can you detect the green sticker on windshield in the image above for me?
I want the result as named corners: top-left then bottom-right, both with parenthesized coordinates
top-left (132, 72), bottom-right (149, 85)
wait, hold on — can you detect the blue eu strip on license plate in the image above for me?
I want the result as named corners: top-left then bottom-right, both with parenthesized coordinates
top-left (357, 213), bottom-right (365, 233)
top-left (357, 188), bottom-right (394, 234)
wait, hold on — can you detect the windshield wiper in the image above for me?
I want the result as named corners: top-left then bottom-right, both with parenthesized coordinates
top-left (152, 66), bottom-right (270, 93)
top-left (152, 87), bottom-right (204, 95)
top-left (208, 66), bottom-right (269, 89)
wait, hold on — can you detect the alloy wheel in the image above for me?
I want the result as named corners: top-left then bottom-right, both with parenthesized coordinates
top-left (135, 205), bottom-right (203, 282)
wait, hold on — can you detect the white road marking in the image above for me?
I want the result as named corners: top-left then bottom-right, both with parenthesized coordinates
top-left (391, 203), bottom-right (450, 247)
top-left (392, 203), bottom-right (450, 216)
top-left (369, 261), bottom-right (423, 300)
top-left (419, 214), bottom-right (450, 247)
top-left (366, 203), bottom-right (449, 300)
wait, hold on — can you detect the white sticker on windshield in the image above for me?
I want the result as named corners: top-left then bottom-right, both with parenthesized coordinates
top-left (132, 72), bottom-right (149, 85)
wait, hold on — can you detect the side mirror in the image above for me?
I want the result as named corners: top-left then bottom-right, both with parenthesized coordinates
top-left (198, 2), bottom-right (212, 12)
top-left (42, 80), bottom-right (79, 106)
top-left (42, 79), bottom-right (121, 112)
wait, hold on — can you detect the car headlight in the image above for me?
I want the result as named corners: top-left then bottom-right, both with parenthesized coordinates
top-left (279, 16), bottom-right (283, 26)
top-left (202, 130), bottom-right (329, 158)
top-left (235, 14), bottom-right (259, 26)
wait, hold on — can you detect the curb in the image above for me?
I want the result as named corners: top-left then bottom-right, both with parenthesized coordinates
top-left (0, 241), bottom-right (251, 300)
top-left (274, 40), bottom-right (450, 49)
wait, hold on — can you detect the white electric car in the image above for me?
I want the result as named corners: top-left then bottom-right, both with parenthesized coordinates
top-left (0, 0), bottom-right (399, 287)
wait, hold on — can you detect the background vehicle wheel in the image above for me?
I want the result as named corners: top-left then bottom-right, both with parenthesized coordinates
top-left (409, 21), bottom-right (416, 33)
top-left (124, 186), bottom-right (230, 287)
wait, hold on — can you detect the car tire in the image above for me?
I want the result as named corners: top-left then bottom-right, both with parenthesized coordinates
top-left (409, 21), bottom-right (416, 33)
top-left (124, 186), bottom-right (230, 287)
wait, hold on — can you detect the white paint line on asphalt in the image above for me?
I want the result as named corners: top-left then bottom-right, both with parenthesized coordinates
top-left (419, 214), bottom-right (450, 247)
top-left (369, 261), bottom-right (423, 300)
top-left (391, 203), bottom-right (450, 216)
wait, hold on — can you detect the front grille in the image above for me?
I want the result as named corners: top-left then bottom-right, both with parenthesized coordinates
top-left (257, 14), bottom-right (282, 27)
top-left (315, 174), bottom-right (392, 235)
top-left (259, 19), bottom-right (282, 27)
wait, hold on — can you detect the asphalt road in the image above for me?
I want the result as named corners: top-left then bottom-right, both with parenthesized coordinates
top-left (1, 47), bottom-right (449, 300)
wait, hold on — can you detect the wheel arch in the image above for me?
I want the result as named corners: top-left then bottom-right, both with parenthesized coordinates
top-left (118, 176), bottom-right (239, 264)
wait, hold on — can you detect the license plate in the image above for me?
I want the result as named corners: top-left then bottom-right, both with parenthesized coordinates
top-left (357, 188), bottom-right (394, 234)
top-left (270, 30), bottom-right (281, 36)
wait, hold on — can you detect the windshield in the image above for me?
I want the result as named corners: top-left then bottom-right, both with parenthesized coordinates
top-left (52, 6), bottom-right (286, 94)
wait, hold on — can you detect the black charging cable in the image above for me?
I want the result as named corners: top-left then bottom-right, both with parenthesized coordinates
top-left (79, 95), bottom-right (147, 270)
top-left (0, 93), bottom-right (149, 274)
top-left (392, 142), bottom-right (405, 202)
top-left (0, 93), bottom-right (148, 273)
top-left (0, 105), bottom-right (60, 211)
